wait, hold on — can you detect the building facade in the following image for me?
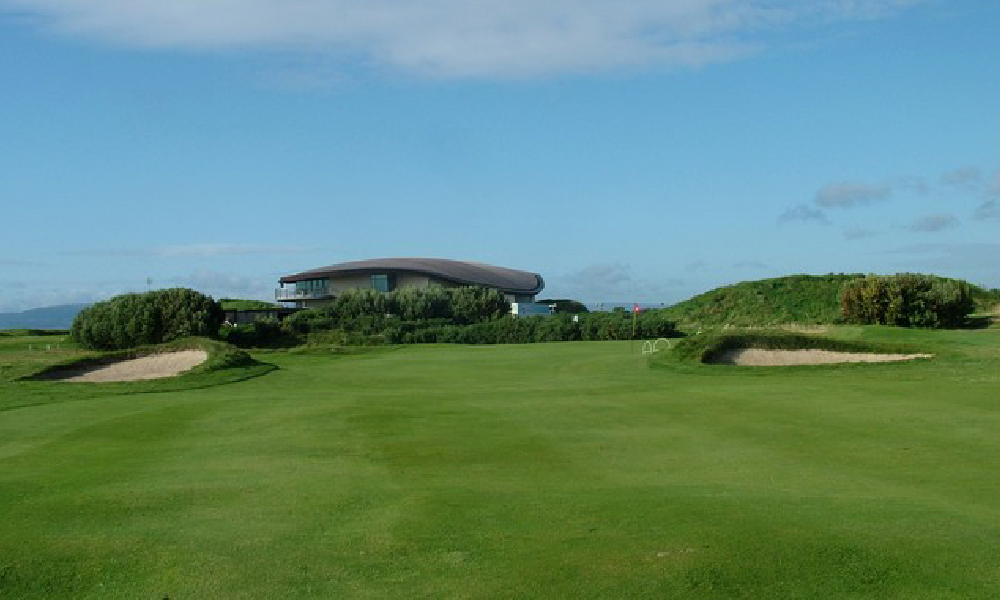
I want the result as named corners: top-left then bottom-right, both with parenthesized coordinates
top-left (277, 258), bottom-right (544, 309)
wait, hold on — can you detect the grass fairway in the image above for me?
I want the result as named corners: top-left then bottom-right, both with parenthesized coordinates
top-left (2, 327), bottom-right (1000, 598)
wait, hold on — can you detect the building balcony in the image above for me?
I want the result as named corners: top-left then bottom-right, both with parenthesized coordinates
top-left (275, 288), bottom-right (333, 302)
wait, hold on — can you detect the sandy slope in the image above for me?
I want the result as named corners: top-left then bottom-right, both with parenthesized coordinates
top-left (51, 350), bottom-right (209, 382)
top-left (713, 348), bottom-right (932, 366)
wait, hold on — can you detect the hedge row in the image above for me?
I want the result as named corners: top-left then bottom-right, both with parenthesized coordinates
top-left (840, 274), bottom-right (974, 328)
top-left (286, 285), bottom-right (509, 329)
top-left (221, 311), bottom-right (677, 348)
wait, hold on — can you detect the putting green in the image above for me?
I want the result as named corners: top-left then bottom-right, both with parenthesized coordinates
top-left (1, 327), bottom-right (999, 598)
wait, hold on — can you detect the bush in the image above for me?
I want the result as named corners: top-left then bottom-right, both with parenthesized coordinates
top-left (389, 285), bottom-right (452, 321)
top-left (218, 316), bottom-right (300, 348)
top-left (449, 286), bottom-right (510, 324)
top-left (841, 274), bottom-right (975, 328)
top-left (71, 288), bottom-right (223, 350)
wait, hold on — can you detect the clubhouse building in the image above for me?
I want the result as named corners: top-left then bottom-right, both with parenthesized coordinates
top-left (277, 258), bottom-right (545, 309)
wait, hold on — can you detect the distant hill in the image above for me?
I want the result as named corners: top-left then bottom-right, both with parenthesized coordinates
top-left (0, 303), bottom-right (91, 331)
top-left (659, 274), bottom-right (1000, 329)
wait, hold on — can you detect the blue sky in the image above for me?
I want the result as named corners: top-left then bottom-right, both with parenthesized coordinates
top-left (1, 0), bottom-right (998, 312)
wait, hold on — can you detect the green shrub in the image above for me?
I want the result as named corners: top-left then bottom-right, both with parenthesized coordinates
top-left (450, 286), bottom-right (510, 324)
top-left (388, 285), bottom-right (452, 321)
top-left (405, 312), bottom-right (677, 345)
top-left (218, 316), bottom-right (300, 348)
top-left (841, 274), bottom-right (974, 328)
top-left (71, 288), bottom-right (223, 350)
top-left (330, 288), bottom-right (388, 320)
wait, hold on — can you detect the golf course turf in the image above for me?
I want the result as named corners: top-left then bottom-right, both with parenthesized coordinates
top-left (1, 325), bottom-right (999, 598)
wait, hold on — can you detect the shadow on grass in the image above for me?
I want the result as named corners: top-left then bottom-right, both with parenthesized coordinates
top-left (963, 314), bottom-right (998, 330)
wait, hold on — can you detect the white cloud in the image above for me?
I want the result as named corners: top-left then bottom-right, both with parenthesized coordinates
top-left (907, 213), bottom-right (958, 233)
top-left (0, 0), bottom-right (924, 77)
top-left (166, 269), bottom-right (275, 300)
top-left (814, 182), bottom-right (892, 208)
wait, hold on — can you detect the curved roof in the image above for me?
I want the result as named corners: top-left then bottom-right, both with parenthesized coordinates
top-left (280, 258), bottom-right (544, 295)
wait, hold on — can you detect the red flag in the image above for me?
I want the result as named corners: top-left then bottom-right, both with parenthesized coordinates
top-left (633, 303), bottom-right (640, 314)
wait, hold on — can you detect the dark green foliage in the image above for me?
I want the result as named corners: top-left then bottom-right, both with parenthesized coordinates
top-left (448, 286), bottom-right (510, 324)
top-left (388, 285), bottom-right (452, 321)
top-left (219, 298), bottom-right (280, 310)
top-left (330, 288), bottom-right (388, 319)
top-left (841, 274), bottom-right (975, 328)
top-left (536, 298), bottom-right (589, 314)
top-left (218, 317), bottom-right (300, 348)
top-left (406, 312), bottom-right (677, 345)
top-left (265, 285), bottom-right (672, 346)
top-left (70, 289), bottom-right (223, 350)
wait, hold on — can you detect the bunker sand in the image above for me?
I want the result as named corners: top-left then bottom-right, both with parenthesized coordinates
top-left (714, 348), bottom-right (932, 366)
top-left (48, 350), bottom-right (209, 382)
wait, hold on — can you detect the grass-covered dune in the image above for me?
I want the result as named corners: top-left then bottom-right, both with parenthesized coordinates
top-left (2, 326), bottom-right (1000, 597)
top-left (659, 274), bottom-right (860, 328)
top-left (658, 273), bottom-right (1000, 329)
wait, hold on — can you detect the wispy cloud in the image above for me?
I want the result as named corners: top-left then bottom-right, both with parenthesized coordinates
top-left (0, 270), bottom-right (278, 313)
top-left (843, 225), bottom-right (878, 240)
top-left (940, 166), bottom-right (982, 190)
top-left (0, 0), bottom-right (924, 78)
top-left (973, 200), bottom-right (1000, 221)
top-left (779, 204), bottom-right (829, 225)
top-left (814, 182), bottom-right (892, 208)
top-left (989, 170), bottom-right (1000, 198)
top-left (548, 262), bottom-right (663, 301)
top-left (907, 214), bottom-right (958, 233)
top-left (65, 243), bottom-right (313, 258)
top-left (166, 269), bottom-right (275, 300)
top-left (0, 258), bottom-right (48, 267)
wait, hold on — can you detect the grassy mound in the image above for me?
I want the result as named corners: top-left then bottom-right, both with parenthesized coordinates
top-left (659, 274), bottom-right (1000, 329)
top-left (653, 330), bottom-right (927, 368)
top-left (660, 274), bottom-right (859, 328)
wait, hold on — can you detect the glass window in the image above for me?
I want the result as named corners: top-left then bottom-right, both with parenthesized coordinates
top-left (295, 278), bottom-right (328, 294)
top-left (371, 274), bottom-right (390, 293)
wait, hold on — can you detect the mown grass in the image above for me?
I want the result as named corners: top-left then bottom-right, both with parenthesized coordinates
top-left (1, 327), bottom-right (999, 598)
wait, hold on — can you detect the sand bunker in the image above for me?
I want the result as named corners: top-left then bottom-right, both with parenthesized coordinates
top-left (713, 348), bottom-right (932, 366)
top-left (47, 350), bottom-right (209, 382)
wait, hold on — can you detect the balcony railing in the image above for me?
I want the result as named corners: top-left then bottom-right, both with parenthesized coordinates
top-left (275, 287), bottom-right (333, 301)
